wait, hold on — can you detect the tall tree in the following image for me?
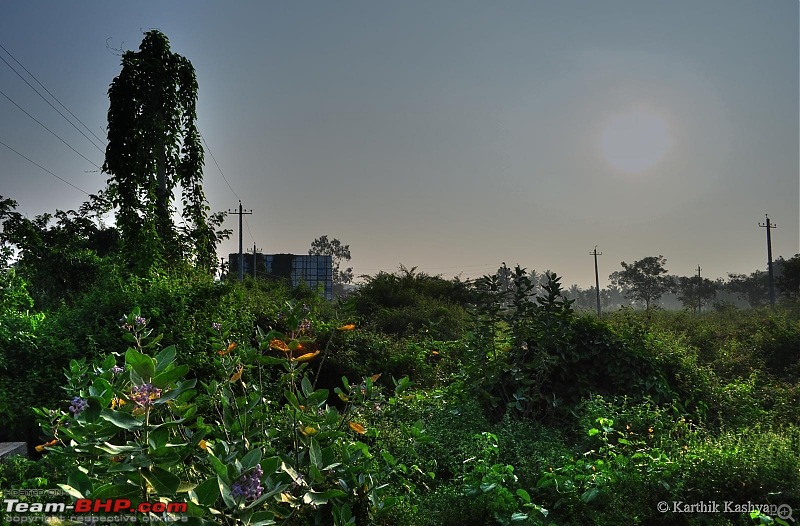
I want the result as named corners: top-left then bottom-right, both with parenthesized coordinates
top-left (103, 30), bottom-right (226, 273)
top-left (308, 235), bottom-right (353, 294)
top-left (609, 255), bottom-right (672, 309)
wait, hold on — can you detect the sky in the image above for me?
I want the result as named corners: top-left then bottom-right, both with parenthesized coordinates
top-left (1, 1), bottom-right (797, 288)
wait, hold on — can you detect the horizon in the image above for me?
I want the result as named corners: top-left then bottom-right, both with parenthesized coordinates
top-left (1, 1), bottom-right (797, 289)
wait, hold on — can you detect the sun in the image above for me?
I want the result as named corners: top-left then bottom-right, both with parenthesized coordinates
top-left (601, 109), bottom-right (673, 174)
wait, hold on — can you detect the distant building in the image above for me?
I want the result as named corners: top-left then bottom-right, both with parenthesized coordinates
top-left (228, 253), bottom-right (333, 300)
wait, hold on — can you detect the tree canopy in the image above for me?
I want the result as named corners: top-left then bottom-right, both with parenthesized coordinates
top-left (610, 255), bottom-right (673, 310)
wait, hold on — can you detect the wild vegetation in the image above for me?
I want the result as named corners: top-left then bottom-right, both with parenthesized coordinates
top-left (1, 30), bottom-right (799, 526)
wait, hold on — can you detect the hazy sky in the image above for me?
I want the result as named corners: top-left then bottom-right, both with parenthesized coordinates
top-left (1, 1), bottom-right (797, 287)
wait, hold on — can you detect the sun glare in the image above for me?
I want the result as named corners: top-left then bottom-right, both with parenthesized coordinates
top-left (601, 109), bottom-right (672, 174)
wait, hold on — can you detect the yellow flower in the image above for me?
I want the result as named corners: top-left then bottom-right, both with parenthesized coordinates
top-left (270, 339), bottom-right (290, 352)
top-left (337, 324), bottom-right (356, 331)
top-left (348, 421), bottom-right (366, 435)
top-left (198, 440), bottom-right (208, 450)
top-left (299, 426), bottom-right (318, 436)
top-left (111, 397), bottom-right (126, 409)
top-left (218, 342), bottom-right (237, 356)
top-left (230, 364), bottom-right (244, 382)
top-left (292, 351), bottom-right (320, 363)
top-left (648, 427), bottom-right (654, 434)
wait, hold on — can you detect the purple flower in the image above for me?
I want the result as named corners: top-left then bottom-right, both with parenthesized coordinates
top-left (69, 397), bottom-right (88, 415)
top-left (134, 316), bottom-right (147, 327)
top-left (212, 322), bottom-right (222, 331)
top-left (299, 318), bottom-right (312, 333)
top-left (111, 365), bottom-right (124, 375)
top-left (130, 383), bottom-right (162, 407)
top-left (231, 465), bottom-right (264, 501)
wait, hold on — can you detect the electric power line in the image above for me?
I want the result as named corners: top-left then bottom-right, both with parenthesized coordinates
top-left (0, 87), bottom-right (102, 170)
top-left (0, 45), bottom-right (106, 153)
top-left (0, 138), bottom-right (89, 195)
top-left (200, 131), bottom-right (240, 201)
top-left (243, 215), bottom-right (256, 244)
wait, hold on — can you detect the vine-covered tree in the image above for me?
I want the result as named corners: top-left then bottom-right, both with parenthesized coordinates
top-left (609, 255), bottom-right (673, 310)
top-left (103, 30), bottom-right (227, 273)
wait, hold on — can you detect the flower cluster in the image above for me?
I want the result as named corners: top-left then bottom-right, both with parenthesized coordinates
top-left (119, 316), bottom-right (147, 331)
top-left (69, 397), bottom-right (88, 415)
top-left (111, 365), bottom-right (124, 375)
top-left (130, 383), bottom-right (162, 407)
top-left (298, 318), bottom-right (312, 333)
top-left (231, 465), bottom-right (264, 501)
top-left (212, 322), bottom-right (222, 331)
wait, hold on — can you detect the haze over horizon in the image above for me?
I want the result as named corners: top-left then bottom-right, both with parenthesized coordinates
top-left (1, 1), bottom-right (797, 288)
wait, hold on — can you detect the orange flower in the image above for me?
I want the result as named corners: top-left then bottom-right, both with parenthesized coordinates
top-left (348, 421), bottom-right (366, 434)
top-left (34, 439), bottom-right (58, 452)
top-left (292, 351), bottom-right (320, 363)
top-left (337, 324), bottom-right (356, 331)
top-left (369, 373), bottom-right (382, 382)
top-left (218, 342), bottom-right (237, 356)
top-left (270, 339), bottom-right (290, 352)
top-left (198, 440), bottom-right (208, 450)
top-left (229, 364), bottom-right (243, 382)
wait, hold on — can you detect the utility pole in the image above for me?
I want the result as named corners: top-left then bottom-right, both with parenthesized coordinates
top-left (227, 201), bottom-right (253, 281)
top-left (759, 214), bottom-right (777, 306)
top-left (590, 246), bottom-right (602, 317)
top-left (696, 265), bottom-right (702, 315)
top-left (248, 243), bottom-right (262, 279)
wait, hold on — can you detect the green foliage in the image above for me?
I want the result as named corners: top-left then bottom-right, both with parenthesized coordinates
top-left (347, 265), bottom-right (472, 340)
top-left (0, 197), bottom-right (117, 309)
top-left (0, 268), bottom-right (46, 441)
top-left (467, 267), bottom-right (672, 421)
top-left (33, 305), bottom-right (419, 525)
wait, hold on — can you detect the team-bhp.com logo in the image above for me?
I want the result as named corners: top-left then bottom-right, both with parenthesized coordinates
top-left (5, 498), bottom-right (187, 514)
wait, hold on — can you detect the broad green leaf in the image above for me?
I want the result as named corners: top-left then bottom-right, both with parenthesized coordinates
top-left (57, 484), bottom-right (84, 500)
top-left (67, 470), bottom-right (91, 497)
top-left (190, 478), bottom-right (219, 507)
top-left (309, 437), bottom-right (322, 468)
top-left (100, 408), bottom-right (143, 430)
top-left (152, 365), bottom-right (189, 388)
top-left (241, 449), bottom-right (262, 471)
top-left (301, 376), bottom-right (313, 397)
top-left (155, 345), bottom-right (176, 374)
top-left (581, 487), bottom-right (599, 503)
top-left (126, 348), bottom-right (155, 381)
top-left (516, 488), bottom-right (531, 503)
top-left (142, 466), bottom-right (180, 495)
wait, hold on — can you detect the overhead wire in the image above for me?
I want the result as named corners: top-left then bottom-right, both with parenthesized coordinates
top-left (0, 45), bottom-right (106, 153)
top-left (200, 131), bottom-right (240, 201)
top-left (199, 130), bottom-right (255, 244)
top-left (0, 138), bottom-right (90, 195)
top-left (0, 87), bottom-right (102, 170)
